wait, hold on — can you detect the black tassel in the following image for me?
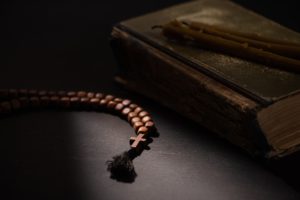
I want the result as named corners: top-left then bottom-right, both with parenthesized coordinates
top-left (106, 150), bottom-right (138, 182)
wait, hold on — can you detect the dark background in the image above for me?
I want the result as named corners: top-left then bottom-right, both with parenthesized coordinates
top-left (1, 0), bottom-right (300, 199)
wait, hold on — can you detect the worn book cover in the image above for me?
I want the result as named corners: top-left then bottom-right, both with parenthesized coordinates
top-left (111, 0), bottom-right (300, 158)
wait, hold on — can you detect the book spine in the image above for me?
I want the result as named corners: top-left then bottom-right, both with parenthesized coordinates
top-left (111, 27), bottom-right (269, 157)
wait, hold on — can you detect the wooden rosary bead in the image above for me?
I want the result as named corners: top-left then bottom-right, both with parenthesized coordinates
top-left (129, 103), bottom-right (138, 109)
top-left (0, 101), bottom-right (12, 114)
top-left (95, 93), bottom-right (104, 99)
top-left (122, 107), bottom-right (131, 115)
top-left (114, 98), bottom-right (123, 103)
top-left (70, 96), bottom-right (80, 101)
top-left (47, 91), bottom-right (56, 96)
top-left (60, 97), bottom-right (70, 108)
top-left (99, 99), bottom-right (108, 107)
top-left (90, 98), bottom-right (100, 103)
top-left (19, 89), bottom-right (28, 96)
top-left (70, 97), bottom-right (80, 107)
top-left (77, 91), bottom-right (87, 97)
top-left (50, 96), bottom-right (60, 106)
top-left (19, 97), bottom-right (29, 108)
top-left (131, 117), bottom-right (141, 125)
top-left (11, 99), bottom-right (21, 110)
top-left (67, 91), bottom-right (76, 97)
top-left (127, 112), bottom-right (137, 121)
top-left (75, 96), bottom-right (90, 109)
top-left (139, 111), bottom-right (149, 118)
top-left (134, 107), bottom-right (143, 114)
top-left (28, 89), bottom-right (37, 96)
top-left (142, 116), bottom-right (152, 123)
top-left (10, 99), bottom-right (21, 110)
top-left (38, 90), bottom-right (47, 96)
top-left (80, 97), bottom-right (90, 108)
top-left (115, 103), bottom-right (124, 111)
top-left (29, 97), bottom-right (40, 107)
top-left (87, 92), bottom-right (95, 98)
top-left (70, 97), bottom-right (80, 103)
top-left (105, 95), bottom-right (114, 101)
top-left (145, 121), bottom-right (155, 130)
top-left (133, 121), bottom-right (144, 131)
top-left (107, 100), bottom-right (117, 109)
top-left (137, 126), bottom-right (148, 134)
top-left (89, 98), bottom-right (100, 108)
top-left (80, 97), bottom-right (89, 103)
top-left (9, 89), bottom-right (18, 97)
top-left (57, 91), bottom-right (66, 96)
top-left (40, 96), bottom-right (50, 107)
top-left (122, 99), bottom-right (131, 106)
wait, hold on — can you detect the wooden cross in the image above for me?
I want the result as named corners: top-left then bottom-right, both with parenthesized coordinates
top-left (130, 134), bottom-right (147, 148)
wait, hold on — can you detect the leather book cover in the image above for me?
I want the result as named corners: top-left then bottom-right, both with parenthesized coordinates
top-left (111, 0), bottom-right (300, 158)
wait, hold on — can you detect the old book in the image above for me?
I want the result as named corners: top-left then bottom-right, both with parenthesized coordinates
top-left (110, 0), bottom-right (300, 158)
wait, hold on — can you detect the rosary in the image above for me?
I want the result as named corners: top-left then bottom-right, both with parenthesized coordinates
top-left (0, 89), bottom-right (157, 182)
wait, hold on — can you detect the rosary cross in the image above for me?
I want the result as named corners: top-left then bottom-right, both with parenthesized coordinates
top-left (130, 134), bottom-right (147, 148)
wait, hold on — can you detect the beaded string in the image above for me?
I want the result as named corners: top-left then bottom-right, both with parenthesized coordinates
top-left (0, 89), bottom-right (157, 181)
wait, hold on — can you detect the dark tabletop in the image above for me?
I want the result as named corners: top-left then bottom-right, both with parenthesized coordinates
top-left (1, 1), bottom-right (300, 199)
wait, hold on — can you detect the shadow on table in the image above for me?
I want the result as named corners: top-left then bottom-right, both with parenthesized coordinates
top-left (1, 112), bottom-right (89, 200)
top-left (267, 152), bottom-right (300, 192)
